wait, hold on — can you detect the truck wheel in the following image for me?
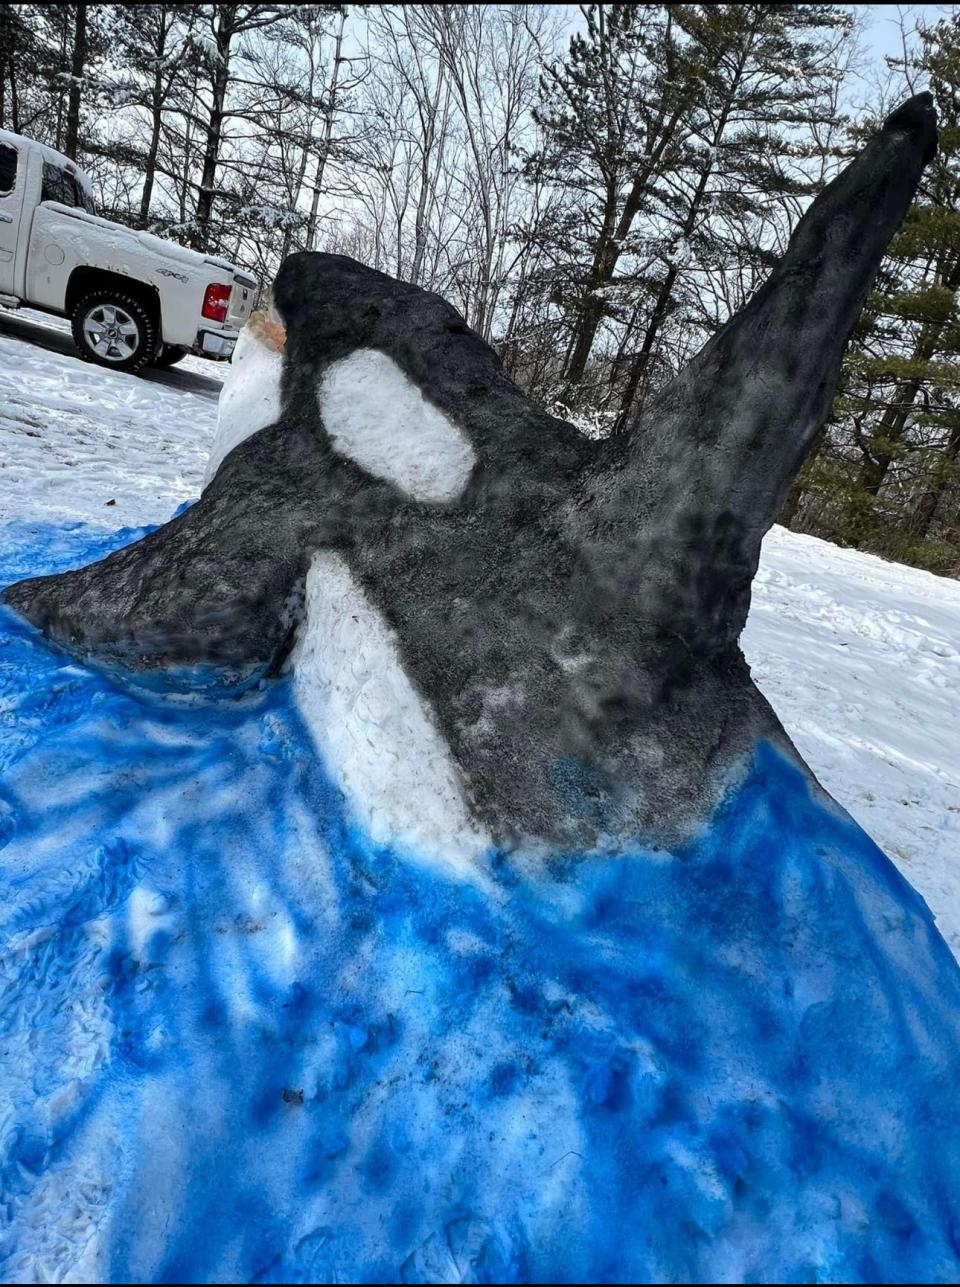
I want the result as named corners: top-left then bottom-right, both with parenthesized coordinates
top-left (71, 290), bottom-right (157, 374)
top-left (153, 344), bottom-right (189, 368)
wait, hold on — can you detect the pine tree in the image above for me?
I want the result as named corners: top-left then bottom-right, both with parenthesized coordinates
top-left (40, 4), bottom-right (111, 157)
top-left (0, 5), bottom-right (38, 133)
top-left (0, 6), bottom-right (72, 145)
top-left (521, 3), bottom-right (852, 425)
top-left (524, 4), bottom-right (694, 406)
top-left (614, 2), bottom-right (852, 429)
top-left (798, 14), bottom-right (960, 573)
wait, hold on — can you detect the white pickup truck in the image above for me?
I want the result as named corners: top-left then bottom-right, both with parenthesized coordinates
top-left (0, 128), bottom-right (256, 373)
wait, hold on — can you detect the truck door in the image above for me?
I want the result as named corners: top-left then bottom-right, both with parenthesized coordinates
top-left (0, 139), bottom-right (23, 295)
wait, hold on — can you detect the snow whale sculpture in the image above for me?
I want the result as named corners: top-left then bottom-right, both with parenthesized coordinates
top-left (2, 93), bottom-right (960, 1283)
top-left (2, 94), bottom-right (942, 855)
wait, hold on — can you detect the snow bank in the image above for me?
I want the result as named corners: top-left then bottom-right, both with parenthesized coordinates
top-left (0, 310), bottom-right (217, 528)
top-left (745, 525), bottom-right (960, 957)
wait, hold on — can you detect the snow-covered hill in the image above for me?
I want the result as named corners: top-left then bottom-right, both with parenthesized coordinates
top-left (2, 306), bottom-right (959, 957)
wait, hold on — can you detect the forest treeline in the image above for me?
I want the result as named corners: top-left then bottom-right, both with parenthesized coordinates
top-left (1, 3), bottom-right (959, 575)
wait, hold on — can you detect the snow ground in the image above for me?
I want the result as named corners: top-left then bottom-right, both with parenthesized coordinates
top-left (0, 308), bottom-right (220, 528)
top-left (1, 306), bottom-right (959, 956)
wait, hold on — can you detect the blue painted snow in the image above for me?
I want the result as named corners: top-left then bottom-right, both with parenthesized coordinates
top-left (2, 520), bottom-right (960, 1283)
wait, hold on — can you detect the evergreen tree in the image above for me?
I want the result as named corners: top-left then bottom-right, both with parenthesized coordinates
top-left (796, 14), bottom-right (960, 574)
top-left (614, 2), bottom-right (851, 429)
top-left (0, 6), bottom-right (69, 145)
top-left (521, 3), bottom-right (852, 425)
top-left (0, 5), bottom-right (39, 133)
top-left (36, 4), bottom-right (111, 157)
top-left (523, 4), bottom-right (694, 407)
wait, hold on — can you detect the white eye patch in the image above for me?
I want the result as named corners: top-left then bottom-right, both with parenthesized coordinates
top-left (318, 348), bottom-right (475, 502)
top-left (206, 339), bottom-right (475, 504)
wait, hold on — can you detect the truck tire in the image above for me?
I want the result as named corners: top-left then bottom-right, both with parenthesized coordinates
top-left (153, 344), bottom-right (189, 368)
top-left (71, 289), bottom-right (157, 374)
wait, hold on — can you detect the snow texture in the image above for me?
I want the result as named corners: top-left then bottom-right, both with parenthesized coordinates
top-left (744, 527), bottom-right (960, 959)
top-left (0, 309), bottom-right (217, 529)
top-left (2, 311), bottom-right (960, 1282)
top-left (41, 201), bottom-right (236, 272)
top-left (1, 524), bottom-right (960, 1283)
top-left (203, 324), bottom-right (281, 486)
top-left (292, 551), bottom-right (490, 874)
top-left (318, 348), bottom-right (476, 502)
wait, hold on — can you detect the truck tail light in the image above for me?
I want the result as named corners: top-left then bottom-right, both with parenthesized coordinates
top-left (202, 282), bottom-right (232, 323)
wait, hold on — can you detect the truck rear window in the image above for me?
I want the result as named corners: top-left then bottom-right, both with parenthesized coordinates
top-left (41, 161), bottom-right (94, 213)
top-left (0, 143), bottom-right (17, 195)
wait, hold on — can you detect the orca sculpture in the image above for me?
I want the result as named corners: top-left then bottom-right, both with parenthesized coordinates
top-left (2, 93), bottom-right (959, 1285)
top-left (1, 94), bottom-right (940, 856)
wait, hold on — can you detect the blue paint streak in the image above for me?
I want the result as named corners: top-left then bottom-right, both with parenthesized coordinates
top-left (2, 521), bottom-right (960, 1283)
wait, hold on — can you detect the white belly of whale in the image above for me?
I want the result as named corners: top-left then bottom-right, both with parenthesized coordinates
top-left (291, 551), bottom-right (490, 878)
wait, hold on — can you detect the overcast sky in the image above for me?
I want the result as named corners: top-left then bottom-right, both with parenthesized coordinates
top-left (552, 5), bottom-right (955, 90)
top-left (860, 3), bottom-right (951, 65)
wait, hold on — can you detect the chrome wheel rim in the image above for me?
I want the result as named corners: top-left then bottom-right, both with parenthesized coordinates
top-left (82, 304), bottom-right (140, 361)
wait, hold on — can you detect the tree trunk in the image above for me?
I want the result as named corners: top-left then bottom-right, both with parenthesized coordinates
top-left (562, 114), bottom-right (685, 395)
top-left (561, 197), bottom-right (621, 392)
top-left (305, 8), bottom-right (346, 253)
top-left (615, 118), bottom-right (731, 432)
top-left (908, 420), bottom-right (960, 538)
top-left (0, 7), bottom-right (22, 131)
top-left (856, 375), bottom-right (925, 497)
top-left (279, 14), bottom-right (325, 263)
top-left (854, 253), bottom-right (960, 497)
top-left (613, 261), bottom-right (679, 433)
top-left (139, 33), bottom-right (167, 227)
top-left (0, 8), bottom-right (7, 130)
top-left (612, 34), bottom-right (752, 433)
top-left (139, 105), bottom-right (163, 227)
top-left (193, 8), bottom-right (232, 251)
top-left (560, 5), bottom-right (691, 395)
top-left (409, 69), bottom-right (446, 288)
top-left (778, 481), bottom-right (805, 529)
top-left (8, 55), bottom-right (18, 132)
top-left (855, 327), bottom-right (946, 497)
top-left (63, 3), bottom-right (87, 161)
